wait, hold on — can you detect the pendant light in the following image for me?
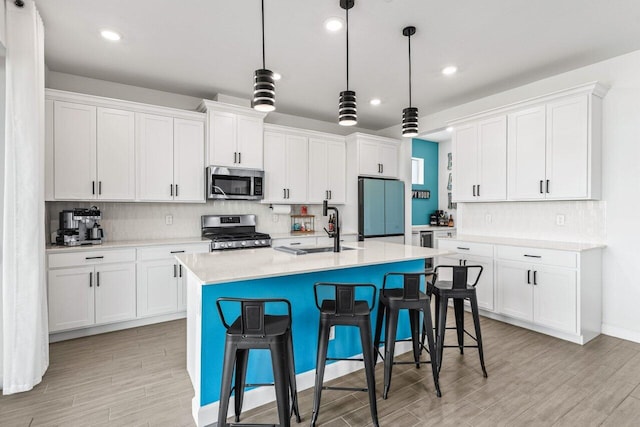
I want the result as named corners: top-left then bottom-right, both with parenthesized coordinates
top-left (252, 0), bottom-right (276, 112)
top-left (338, 0), bottom-right (357, 126)
top-left (402, 26), bottom-right (419, 137)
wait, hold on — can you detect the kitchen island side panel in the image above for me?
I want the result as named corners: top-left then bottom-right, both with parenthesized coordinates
top-left (199, 259), bottom-right (425, 406)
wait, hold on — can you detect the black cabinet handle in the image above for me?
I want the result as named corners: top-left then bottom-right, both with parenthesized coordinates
top-left (92, 181), bottom-right (95, 195)
top-left (173, 264), bottom-right (177, 278)
top-left (473, 185), bottom-right (476, 197)
top-left (238, 152), bottom-right (241, 164)
top-left (381, 164), bottom-right (384, 173)
top-left (477, 184), bottom-right (480, 197)
top-left (170, 184), bottom-right (174, 196)
top-left (290, 242), bottom-right (301, 246)
top-left (329, 190), bottom-right (332, 200)
top-left (89, 272), bottom-right (93, 287)
top-left (539, 180), bottom-right (544, 194)
top-left (179, 265), bottom-right (183, 278)
top-left (546, 180), bottom-right (550, 194)
top-left (527, 270), bottom-right (531, 284)
top-left (524, 254), bottom-right (542, 258)
top-left (457, 247), bottom-right (470, 250)
top-left (283, 188), bottom-right (286, 198)
top-left (98, 181), bottom-right (102, 195)
top-left (533, 270), bottom-right (538, 285)
top-left (85, 256), bottom-right (104, 260)
top-left (463, 259), bottom-right (467, 266)
top-left (170, 250), bottom-right (185, 254)
top-left (286, 189), bottom-right (290, 199)
top-left (96, 272), bottom-right (100, 287)
top-left (234, 152), bottom-right (237, 164)
top-left (325, 190), bottom-right (328, 199)
top-left (176, 184), bottom-right (179, 197)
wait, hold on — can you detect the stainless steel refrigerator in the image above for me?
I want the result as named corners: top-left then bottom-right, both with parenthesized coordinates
top-left (358, 178), bottom-right (405, 241)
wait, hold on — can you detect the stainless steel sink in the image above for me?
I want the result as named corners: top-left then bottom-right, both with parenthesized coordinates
top-left (274, 246), bottom-right (356, 255)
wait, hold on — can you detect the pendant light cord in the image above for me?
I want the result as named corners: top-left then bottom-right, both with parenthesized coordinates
top-left (261, 0), bottom-right (266, 69)
top-left (346, 6), bottom-right (350, 90)
top-left (408, 32), bottom-right (412, 107)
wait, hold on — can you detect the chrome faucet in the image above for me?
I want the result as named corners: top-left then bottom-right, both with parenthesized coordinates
top-left (322, 200), bottom-right (340, 252)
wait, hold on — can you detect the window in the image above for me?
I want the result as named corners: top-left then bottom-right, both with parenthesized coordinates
top-left (411, 157), bottom-right (424, 185)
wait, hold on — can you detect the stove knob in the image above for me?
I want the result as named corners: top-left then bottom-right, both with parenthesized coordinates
top-left (261, 240), bottom-right (267, 245)
top-left (241, 241), bottom-right (246, 246)
top-left (255, 240), bottom-right (260, 245)
top-left (219, 243), bottom-right (226, 249)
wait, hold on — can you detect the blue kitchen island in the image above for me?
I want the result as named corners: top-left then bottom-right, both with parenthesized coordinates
top-left (176, 241), bottom-right (449, 427)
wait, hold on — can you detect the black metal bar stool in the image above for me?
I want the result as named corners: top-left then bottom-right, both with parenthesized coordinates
top-left (373, 272), bottom-right (441, 398)
top-left (216, 298), bottom-right (301, 427)
top-left (311, 283), bottom-right (379, 427)
top-left (430, 265), bottom-right (487, 378)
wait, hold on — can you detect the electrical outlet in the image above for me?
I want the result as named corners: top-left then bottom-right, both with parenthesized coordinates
top-left (329, 326), bottom-right (335, 340)
top-left (556, 214), bottom-right (565, 226)
top-left (485, 214), bottom-right (492, 224)
top-left (165, 215), bottom-right (173, 225)
top-left (272, 214), bottom-right (279, 222)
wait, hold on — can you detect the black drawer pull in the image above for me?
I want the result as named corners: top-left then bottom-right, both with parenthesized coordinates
top-left (85, 256), bottom-right (104, 260)
top-left (456, 247), bottom-right (470, 250)
top-left (524, 254), bottom-right (542, 258)
top-left (533, 270), bottom-right (538, 285)
top-left (170, 250), bottom-right (185, 254)
top-left (527, 270), bottom-right (531, 284)
top-left (179, 265), bottom-right (183, 278)
top-left (173, 264), bottom-right (177, 278)
top-left (290, 242), bottom-right (301, 246)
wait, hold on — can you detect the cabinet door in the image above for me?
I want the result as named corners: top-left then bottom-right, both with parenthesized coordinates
top-left (496, 261), bottom-right (533, 321)
top-left (236, 115), bottom-right (264, 169)
top-left (307, 139), bottom-right (329, 203)
top-left (507, 106), bottom-right (546, 200)
top-left (533, 266), bottom-right (577, 333)
top-left (209, 111), bottom-right (237, 167)
top-left (545, 95), bottom-right (589, 199)
top-left (379, 142), bottom-right (399, 178)
top-left (137, 259), bottom-right (179, 317)
top-left (54, 101), bottom-right (97, 199)
top-left (96, 107), bottom-right (135, 200)
top-left (358, 139), bottom-right (382, 176)
top-left (466, 255), bottom-right (494, 311)
top-left (285, 135), bottom-right (309, 203)
top-left (263, 132), bottom-right (288, 203)
top-left (477, 116), bottom-right (507, 201)
top-left (95, 263), bottom-right (136, 324)
top-left (453, 123), bottom-right (478, 202)
top-left (174, 118), bottom-right (205, 202)
top-left (136, 113), bottom-right (174, 201)
top-left (326, 140), bottom-right (346, 204)
top-left (384, 180), bottom-right (404, 235)
top-left (48, 267), bottom-right (95, 332)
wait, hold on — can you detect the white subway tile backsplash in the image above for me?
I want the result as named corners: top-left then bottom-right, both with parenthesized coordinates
top-left (457, 200), bottom-right (606, 243)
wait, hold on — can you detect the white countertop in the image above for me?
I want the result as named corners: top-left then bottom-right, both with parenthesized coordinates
top-left (270, 230), bottom-right (358, 239)
top-left (176, 241), bottom-right (450, 285)
top-left (46, 237), bottom-right (210, 253)
top-left (412, 225), bottom-right (456, 232)
top-left (438, 234), bottom-right (605, 252)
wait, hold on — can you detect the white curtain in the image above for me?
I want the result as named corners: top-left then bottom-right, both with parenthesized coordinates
top-left (2, 0), bottom-right (48, 394)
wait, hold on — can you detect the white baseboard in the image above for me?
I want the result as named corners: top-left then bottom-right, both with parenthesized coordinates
top-left (602, 323), bottom-right (640, 344)
top-left (192, 341), bottom-right (413, 427)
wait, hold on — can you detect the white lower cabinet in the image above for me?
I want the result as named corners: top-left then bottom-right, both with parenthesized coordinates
top-left (495, 260), bottom-right (534, 322)
top-left (436, 254), bottom-right (494, 312)
top-left (47, 260), bottom-right (136, 333)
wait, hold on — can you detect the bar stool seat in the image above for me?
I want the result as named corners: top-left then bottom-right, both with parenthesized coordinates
top-left (216, 298), bottom-right (301, 427)
top-left (373, 272), bottom-right (441, 399)
top-left (311, 283), bottom-right (379, 427)
top-left (430, 265), bottom-right (488, 378)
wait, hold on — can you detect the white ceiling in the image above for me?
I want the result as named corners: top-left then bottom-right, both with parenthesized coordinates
top-left (35, 0), bottom-right (640, 131)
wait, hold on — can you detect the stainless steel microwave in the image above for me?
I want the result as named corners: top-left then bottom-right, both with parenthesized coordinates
top-left (207, 166), bottom-right (264, 200)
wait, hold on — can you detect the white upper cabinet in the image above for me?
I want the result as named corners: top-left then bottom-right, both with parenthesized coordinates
top-left (453, 116), bottom-right (507, 202)
top-left (200, 100), bottom-right (266, 170)
top-left (174, 119), bottom-right (205, 202)
top-left (97, 107), bottom-right (135, 200)
top-left (348, 133), bottom-right (400, 179)
top-left (53, 101), bottom-right (97, 199)
top-left (136, 113), bottom-right (175, 201)
top-left (263, 128), bottom-right (308, 204)
top-left (308, 137), bottom-right (346, 204)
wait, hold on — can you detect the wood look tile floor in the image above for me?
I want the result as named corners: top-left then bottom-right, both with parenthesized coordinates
top-left (2, 315), bottom-right (640, 426)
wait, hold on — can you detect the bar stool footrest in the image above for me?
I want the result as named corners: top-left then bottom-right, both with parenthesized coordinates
top-left (243, 383), bottom-right (275, 388)
top-left (442, 345), bottom-right (479, 349)
top-left (326, 357), bottom-right (364, 362)
top-left (323, 385), bottom-right (368, 392)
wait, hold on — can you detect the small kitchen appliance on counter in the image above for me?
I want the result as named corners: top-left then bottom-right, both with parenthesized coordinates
top-left (201, 214), bottom-right (271, 251)
top-left (56, 207), bottom-right (104, 246)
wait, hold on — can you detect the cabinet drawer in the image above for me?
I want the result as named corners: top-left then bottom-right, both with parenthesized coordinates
top-left (496, 245), bottom-right (576, 268)
top-left (437, 239), bottom-right (494, 257)
top-left (49, 249), bottom-right (136, 269)
top-left (137, 243), bottom-right (210, 261)
top-left (272, 237), bottom-right (317, 247)
top-left (317, 234), bottom-right (357, 247)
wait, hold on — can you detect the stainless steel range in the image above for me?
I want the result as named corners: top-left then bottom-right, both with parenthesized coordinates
top-left (201, 214), bottom-right (271, 251)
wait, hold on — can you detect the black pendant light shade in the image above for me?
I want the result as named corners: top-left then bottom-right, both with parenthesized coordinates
top-left (338, 0), bottom-right (357, 126)
top-left (402, 26), bottom-right (418, 137)
top-left (252, 68), bottom-right (275, 112)
top-left (252, 0), bottom-right (276, 112)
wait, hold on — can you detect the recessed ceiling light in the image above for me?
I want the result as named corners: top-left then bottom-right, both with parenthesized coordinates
top-left (442, 65), bottom-right (458, 76)
top-left (324, 17), bottom-right (344, 32)
top-left (446, 126), bottom-right (454, 132)
top-left (100, 30), bottom-right (121, 41)
top-left (272, 72), bottom-right (282, 81)
top-left (369, 98), bottom-right (381, 106)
